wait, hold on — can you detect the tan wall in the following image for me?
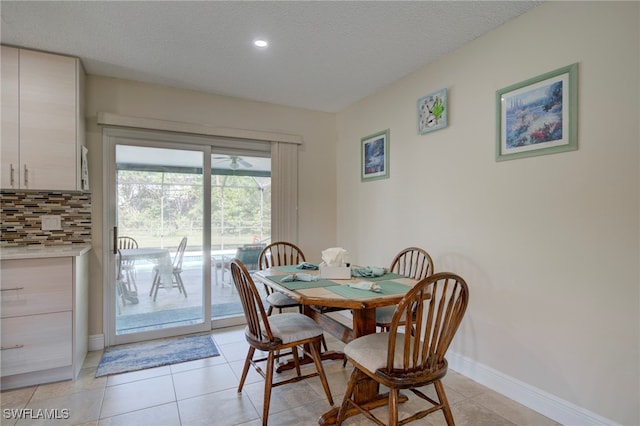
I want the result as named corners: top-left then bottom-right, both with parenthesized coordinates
top-left (84, 78), bottom-right (337, 338)
top-left (336, 2), bottom-right (638, 424)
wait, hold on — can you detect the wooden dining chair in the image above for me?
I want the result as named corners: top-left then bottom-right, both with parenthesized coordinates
top-left (376, 246), bottom-right (434, 331)
top-left (336, 272), bottom-right (469, 426)
top-left (149, 236), bottom-right (188, 301)
top-left (230, 259), bottom-right (334, 426)
top-left (258, 241), bottom-right (306, 315)
top-left (117, 236), bottom-right (139, 294)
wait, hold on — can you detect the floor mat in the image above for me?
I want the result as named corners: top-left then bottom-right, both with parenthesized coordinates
top-left (96, 334), bottom-right (220, 377)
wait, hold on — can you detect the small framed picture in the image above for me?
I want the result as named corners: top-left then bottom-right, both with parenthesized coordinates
top-left (361, 129), bottom-right (389, 182)
top-left (496, 63), bottom-right (578, 161)
top-left (417, 88), bottom-right (447, 134)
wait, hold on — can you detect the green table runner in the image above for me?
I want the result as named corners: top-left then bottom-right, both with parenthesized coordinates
top-left (327, 280), bottom-right (412, 299)
top-left (269, 274), bottom-right (339, 290)
top-left (273, 266), bottom-right (405, 282)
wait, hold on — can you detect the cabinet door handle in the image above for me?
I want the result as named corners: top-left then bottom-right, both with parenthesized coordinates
top-left (0, 287), bottom-right (24, 292)
top-left (10, 164), bottom-right (15, 187)
top-left (23, 164), bottom-right (29, 187)
top-left (0, 344), bottom-right (24, 350)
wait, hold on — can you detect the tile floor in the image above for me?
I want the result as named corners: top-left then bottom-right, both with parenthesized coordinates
top-left (1, 326), bottom-right (560, 426)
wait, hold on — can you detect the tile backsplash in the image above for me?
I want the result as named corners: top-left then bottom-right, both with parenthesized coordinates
top-left (0, 190), bottom-right (91, 246)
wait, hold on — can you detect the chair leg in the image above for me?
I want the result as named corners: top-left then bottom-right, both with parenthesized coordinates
top-left (434, 379), bottom-right (455, 426)
top-left (149, 270), bottom-right (159, 297)
top-left (175, 272), bottom-right (187, 298)
top-left (238, 346), bottom-right (255, 392)
top-left (336, 367), bottom-right (359, 425)
top-left (291, 344), bottom-right (302, 377)
top-left (151, 273), bottom-right (161, 301)
top-left (309, 339), bottom-right (333, 406)
top-left (389, 388), bottom-right (399, 426)
top-left (262, 350), bottom-right (275, 426)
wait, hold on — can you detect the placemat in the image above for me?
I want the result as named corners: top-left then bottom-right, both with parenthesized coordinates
top-left (366, 272), bottom-right (405, 281)
top-left (269, 274), bottom-right (339, 290)
top-left (327, 280), bottom-right (412, 299)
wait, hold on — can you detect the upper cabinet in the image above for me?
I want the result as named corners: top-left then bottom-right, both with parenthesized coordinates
top-left (1, 46), bottom-right (86, 191)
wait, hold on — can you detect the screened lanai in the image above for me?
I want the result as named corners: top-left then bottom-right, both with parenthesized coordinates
top-left (114, 146), bottom-right (271, 335)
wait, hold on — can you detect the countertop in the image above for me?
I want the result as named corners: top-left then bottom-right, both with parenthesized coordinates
top-left (0, 244), bottom-right (92, 260)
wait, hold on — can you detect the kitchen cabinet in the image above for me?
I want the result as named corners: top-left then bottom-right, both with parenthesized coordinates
top-left (0, 46), bottom-right (86, 191)
top-left (0, 247), bottom-right (89, 390)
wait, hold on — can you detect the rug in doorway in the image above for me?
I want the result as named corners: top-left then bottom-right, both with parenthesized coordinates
top-left (96, 334), bottom-right (220, 377)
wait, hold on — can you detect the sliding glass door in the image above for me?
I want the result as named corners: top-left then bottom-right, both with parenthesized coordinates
top-left (210, 154), bottom-right (271, 323)
top-left (106, 137), bottom-right (211, 345)
top-left (104, 129), bottom-right (273, 345)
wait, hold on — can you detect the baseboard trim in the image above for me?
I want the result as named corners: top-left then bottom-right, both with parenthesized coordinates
top-left (88, 334), bottom-right (105, 352)
top-left (447, 351), bottom-right (617, 426)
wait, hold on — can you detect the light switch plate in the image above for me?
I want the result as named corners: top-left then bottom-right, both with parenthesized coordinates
top-left (41, 215), bottom-right (62, 231)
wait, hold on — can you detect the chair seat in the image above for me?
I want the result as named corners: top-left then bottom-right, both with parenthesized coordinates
top-left (375, 305), bottom-right (407, 324)
top-left (258, 312), bottom-right (323, 344)
top-left (266, 291), bottom-right (300, 308)
top-left (344, 332), bottom-right (413, 372)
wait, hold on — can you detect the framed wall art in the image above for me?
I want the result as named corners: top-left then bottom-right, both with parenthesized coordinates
top-left (361, 129), bottom-right (389, 182)
top-left (417, 88), bottom-right (447, 134)
top-left (496, 63), bottom-right (578, 161)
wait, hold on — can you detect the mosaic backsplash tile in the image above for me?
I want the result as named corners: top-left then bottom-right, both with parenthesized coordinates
top-left (0, 190), bottom-right (92, 246)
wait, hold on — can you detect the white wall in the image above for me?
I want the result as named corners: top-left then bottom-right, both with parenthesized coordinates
top-left (336, 2), bottom-right (638, 425)
top-left (84, 78), bottom-right (337, 338)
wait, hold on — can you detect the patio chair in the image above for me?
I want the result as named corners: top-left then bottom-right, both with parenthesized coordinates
top-left (236, 244), bottom-right (263, 272)
top-left (336, 272), bottom-right (469, 426)
top-left (219, 244), bottom-right (264, 286)
top-left (230, 259), bottom-right (334, 426)
top-left (376, 246), bottom-right (434, 331)
top-left (149, 237), bottom-right (188, 301)
top-left (117, 236), bottom-right (139, 294)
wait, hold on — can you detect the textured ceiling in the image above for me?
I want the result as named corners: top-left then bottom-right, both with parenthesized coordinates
top-left (0, 1), bottom-right (541, 112)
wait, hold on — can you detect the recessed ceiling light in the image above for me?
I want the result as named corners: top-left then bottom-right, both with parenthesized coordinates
top-left (254, 39), bottom-right (268, 48)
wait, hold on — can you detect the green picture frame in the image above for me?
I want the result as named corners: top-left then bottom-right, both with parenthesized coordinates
top-left (496, 63), bottom-right (578, 161)
top-left (361, 129), bottom-right (390, 182)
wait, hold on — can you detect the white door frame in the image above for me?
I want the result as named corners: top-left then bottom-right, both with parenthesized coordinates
top-left (102, 127), bottom-right (213, 346)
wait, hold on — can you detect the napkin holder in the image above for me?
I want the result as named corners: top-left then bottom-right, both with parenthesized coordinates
top-left (319, 263), bottom-right (351, 279)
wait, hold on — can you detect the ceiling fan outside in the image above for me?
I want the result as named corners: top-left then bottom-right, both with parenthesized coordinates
top-left (213, 155), bottom-right (253, 170)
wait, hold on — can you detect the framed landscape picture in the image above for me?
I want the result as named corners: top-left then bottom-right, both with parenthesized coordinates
top-left (361, 129), bottom-right (389, 182)
top-left (496, 63), bottom-right (578, 161)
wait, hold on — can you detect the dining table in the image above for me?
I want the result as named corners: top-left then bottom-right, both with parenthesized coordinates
top-left (120, 247), bottom-right (171, 263)
top-left (119, 248), bottom-right (173, 294)
top-left (253, 265), bottom-right (421, 425)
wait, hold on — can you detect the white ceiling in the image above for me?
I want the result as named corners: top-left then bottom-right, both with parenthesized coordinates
top-left (0, 1), bottom-right (541, 113)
